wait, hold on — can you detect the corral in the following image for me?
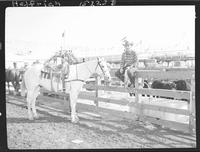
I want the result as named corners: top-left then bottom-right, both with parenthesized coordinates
top-left (6, 66), bottom-right (196, 148)
top-left (41, 67), bottom-right (195, 134)
top-left (5, 6), bottom-right (196, 149)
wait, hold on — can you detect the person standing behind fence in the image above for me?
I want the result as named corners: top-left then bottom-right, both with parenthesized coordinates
top-left (115, 37), bottom-right (138, 83)
top-left (62, 50), bottom-right (79, 79)
top-left (64, 50), bottom-right (78, 64)
top-left (13, 62), bottom-right (17, 69)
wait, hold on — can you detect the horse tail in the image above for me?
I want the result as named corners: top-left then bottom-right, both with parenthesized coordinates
top-left (20, 76), bottom-right (26, 97)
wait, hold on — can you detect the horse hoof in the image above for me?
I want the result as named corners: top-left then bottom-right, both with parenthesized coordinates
top-left (71, 117), bottom-right (79, 123)
top-left (71, 120), bottom-right (78, 123)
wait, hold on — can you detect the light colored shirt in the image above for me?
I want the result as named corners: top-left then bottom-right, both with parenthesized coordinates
top-left (120, 49), bottom-right (138, 69)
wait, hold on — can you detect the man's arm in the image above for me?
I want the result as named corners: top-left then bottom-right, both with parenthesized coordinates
top-left (131, 51), bottom-right (138, 67)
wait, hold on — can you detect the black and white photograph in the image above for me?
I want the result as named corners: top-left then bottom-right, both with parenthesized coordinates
top-left (5, 5), bottom-right (196, 149)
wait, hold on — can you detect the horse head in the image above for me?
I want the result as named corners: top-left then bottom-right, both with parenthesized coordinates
top-left (96, 57), bottom-right (111, 82)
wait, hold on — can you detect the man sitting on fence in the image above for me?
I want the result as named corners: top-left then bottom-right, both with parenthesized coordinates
top-left (115, 37), bottom-right (138, 87)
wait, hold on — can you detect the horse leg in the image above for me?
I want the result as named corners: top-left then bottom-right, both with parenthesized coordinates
top-left (124, 70), bottom-right (128, 88)
top-left (129, 83), bottom-right (135, 96)
top-left (124, 69), bottom-right (132, 96)
top-left (69, 89), bottom-right (79, 123)
top-left (8, 82), bottom-right (12, 94)
top-left (7, 82), bottom-right (10, 94)
top-left (26, 90), bottom-right (34, 120)
top-left (31, 86), bottom-right (40, 119)
top-left (11, 81), bottom-right (17, 95)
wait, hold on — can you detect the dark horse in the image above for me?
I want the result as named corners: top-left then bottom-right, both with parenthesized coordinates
top-left (6, 68), bottom-right (22, 95)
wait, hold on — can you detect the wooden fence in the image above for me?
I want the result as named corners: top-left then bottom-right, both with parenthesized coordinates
top-left (41, 68), bottom-right (195, 134)
top-left (81, 68), bottom-right (195, 133)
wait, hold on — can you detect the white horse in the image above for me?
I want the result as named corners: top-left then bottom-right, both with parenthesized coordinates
top-left (21, 58), bottom-right (111, 123)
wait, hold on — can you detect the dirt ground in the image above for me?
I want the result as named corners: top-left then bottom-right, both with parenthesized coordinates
top-left (6, 94), bottom-right (196, 149)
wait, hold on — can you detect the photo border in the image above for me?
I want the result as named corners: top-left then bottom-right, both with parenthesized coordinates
top-left (0, 0), bottom-right (199, 151)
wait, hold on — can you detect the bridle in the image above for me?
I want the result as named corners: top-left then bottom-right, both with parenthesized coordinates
top-left (84, 58), bottom-right (106, 77)
top-left (95, 58), bottom-right (106, 76)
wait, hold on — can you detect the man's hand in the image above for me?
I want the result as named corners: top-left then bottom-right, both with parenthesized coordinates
top-left (120, 68), bottom-right (123, 73)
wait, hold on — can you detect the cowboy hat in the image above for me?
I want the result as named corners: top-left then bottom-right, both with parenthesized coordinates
top-left (121, 36), bottom-right (133, 47)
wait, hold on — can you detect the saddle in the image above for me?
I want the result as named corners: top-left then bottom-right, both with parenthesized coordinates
top-left (41, 50), bottom-right (78, 92)
top-left (41, 63), bottom-right (70, 92)
top-left (42, 63), bottom-right (69, 79)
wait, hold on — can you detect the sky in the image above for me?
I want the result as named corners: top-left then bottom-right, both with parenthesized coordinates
top-left (5, 6), bottom-right (195, 63)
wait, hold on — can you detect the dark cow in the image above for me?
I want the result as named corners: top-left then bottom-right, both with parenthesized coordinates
top-left (151, 80), bottom-right (176, 99)
top-left (151, 80), bottom-right (176, 90)
top-left (122, 68), bottom-right (191, 100)
top-left (145, 79), bottom-right (190, 91)
top-left (125, 69), bottom-right (136, 96)
top-left (173, 80), bottom-right (191, 101)
top-left (144, 79), bottom-right (190, 101)
top-left (173, 80), bottom-right (191, 91)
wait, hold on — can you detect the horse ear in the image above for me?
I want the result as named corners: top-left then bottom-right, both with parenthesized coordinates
top-left (97, 57), bottom-right (101, 63)
top-left (98, 57), bottom-right (103, 62)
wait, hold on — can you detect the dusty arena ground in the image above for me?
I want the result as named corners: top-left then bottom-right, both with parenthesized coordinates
top-left (6, 91), bottom-right (196, 149)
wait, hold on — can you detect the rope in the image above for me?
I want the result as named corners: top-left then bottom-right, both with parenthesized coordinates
top-left (50, 70), bottom-right (54, 92)
top-left (76, 64), bottom-right (78, 80)
top-left (65, 64), bottom-right (85, 82)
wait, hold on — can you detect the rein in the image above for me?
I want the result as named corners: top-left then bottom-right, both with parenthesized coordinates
top-left (95, 60), bottom-right (106, 76)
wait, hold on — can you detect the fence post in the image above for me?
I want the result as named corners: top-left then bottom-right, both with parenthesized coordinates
top-left (94, 76), bottom-right (99, 107)
top-left (50, 70), bottom-right (53, 92)
top-left (135, 74), bottom-right (142, 117)
top-left (189, 74), bottom-right (195, 133)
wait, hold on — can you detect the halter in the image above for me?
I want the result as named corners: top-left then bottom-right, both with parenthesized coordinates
top-left (84, 58), bottom-right (106, 77)
top-left (95, 58), bottom-right (106, 76)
